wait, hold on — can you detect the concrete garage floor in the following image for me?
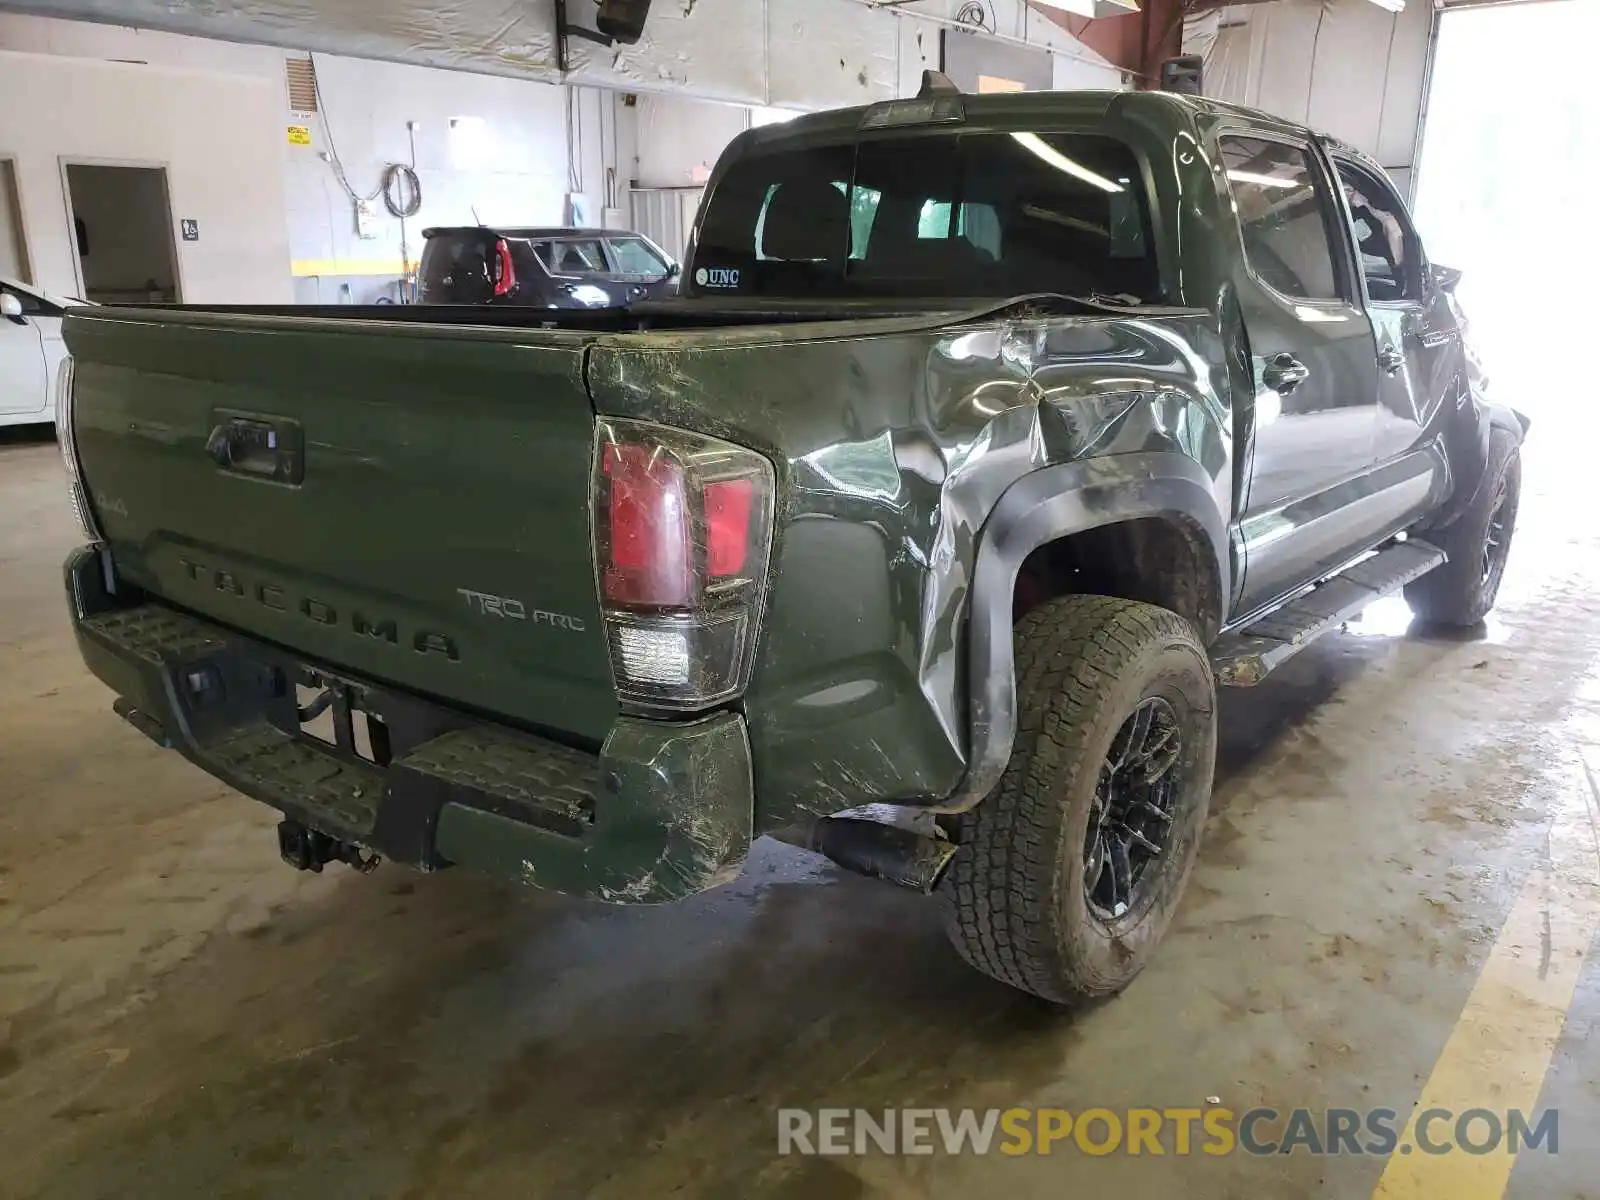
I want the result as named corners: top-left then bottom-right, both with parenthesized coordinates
top-left (2, 410), bottom-right (1598, 1199)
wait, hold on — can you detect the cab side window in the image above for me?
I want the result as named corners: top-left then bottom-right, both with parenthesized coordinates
top-left (1219, 136), bottom-right (1343, 303)
top-left (1334, 162), bottom-right (1421, 304)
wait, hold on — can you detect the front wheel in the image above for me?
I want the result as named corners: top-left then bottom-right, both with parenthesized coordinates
top-left (1405, 426), bottom-right (1522, 627)
top-left (941, 595), bottom-right (1216, 1003)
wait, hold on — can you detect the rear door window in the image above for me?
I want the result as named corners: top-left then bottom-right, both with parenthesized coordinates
top-left (1333, 162), bottom-right (1422, 303)
top-left (507, 237), bottom-right (548, 281)
top-left (606, 237), bottom-right (670, 277)
top-left (693, 131), bottom-right (1157, 301)
top-left (542, 238), bottom-right (610, 275)
top-left (1218, 136), bottom-right (1343, 302)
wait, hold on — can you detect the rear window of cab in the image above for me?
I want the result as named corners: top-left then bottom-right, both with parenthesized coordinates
top-left (690, 130), bottom-right (1158, 302)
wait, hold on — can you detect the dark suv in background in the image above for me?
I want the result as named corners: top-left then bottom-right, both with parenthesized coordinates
top-left (417, 226), bottom-right (680, 308)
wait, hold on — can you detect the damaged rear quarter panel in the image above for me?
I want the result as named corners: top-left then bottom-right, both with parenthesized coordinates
top-left (586, 308), bottom-right (1233, 830)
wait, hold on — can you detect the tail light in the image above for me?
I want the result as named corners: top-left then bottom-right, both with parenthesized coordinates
top-left (593, 419), bottom-right (775, 710)
top-left (492, 238), bottom-right (515, 297)
top-left (54, 356), bottom-right (102, 544)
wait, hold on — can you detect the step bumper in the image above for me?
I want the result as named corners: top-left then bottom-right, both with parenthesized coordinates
top-left (65, 548), bottom-right (753, 904)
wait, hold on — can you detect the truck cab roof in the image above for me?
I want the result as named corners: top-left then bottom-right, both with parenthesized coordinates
top-left (735, 87), bottom-right (1337, 156)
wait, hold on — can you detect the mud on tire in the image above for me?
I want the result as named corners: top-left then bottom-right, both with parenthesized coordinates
top-left (941, 595), bottom-right (1216, 1004)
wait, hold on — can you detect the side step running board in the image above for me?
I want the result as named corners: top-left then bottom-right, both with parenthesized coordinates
top-left (1211, 540), bottom-right (1446, 686)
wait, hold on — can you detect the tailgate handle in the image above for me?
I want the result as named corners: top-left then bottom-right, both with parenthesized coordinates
top-left (206, 414), bottom-right (304, 485)
top-left (205, 424), bottom-right (237, 466)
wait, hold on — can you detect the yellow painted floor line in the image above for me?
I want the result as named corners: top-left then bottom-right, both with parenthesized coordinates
top-left (1373, 751), bottom-right (1600, 1199)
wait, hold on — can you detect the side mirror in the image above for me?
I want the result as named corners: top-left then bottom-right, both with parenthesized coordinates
top-left (1432, 263), bottom-right (1463, 294)
top-left (666, 261), bottom-right (681, 280)
top-left (0, 292), bottom-right (24, 323)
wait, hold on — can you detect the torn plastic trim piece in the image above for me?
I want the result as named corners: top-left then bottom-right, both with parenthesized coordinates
top-left (772, 814), bottom-right (957, 893)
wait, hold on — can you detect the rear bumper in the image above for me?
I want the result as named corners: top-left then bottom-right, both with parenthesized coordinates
top-left (65, 547), bottom-right (753, 903)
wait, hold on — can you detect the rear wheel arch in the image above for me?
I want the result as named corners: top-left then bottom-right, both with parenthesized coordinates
top-left (1013, 515), bottom-right (1223, 642)
top-left (941, 451), bottom-right (1227, 814)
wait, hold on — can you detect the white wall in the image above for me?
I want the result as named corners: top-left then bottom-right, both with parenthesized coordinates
top-left (287, 65), bottom-right (637, 299)
top-left (566, 84), bottom-right (639, 228)
top-left (286, 54), bottom-right (571, 278)
top-left (635, 95), bottom-right (753, 188)
top-left (1186, 0), bottom-right (1435, 198)
top-left (0, 14), bottom-right (636, 304)
top-left (1054, 50), bottom-right (1125, 92)
top-left (0, 47), bottom-right (292, 303)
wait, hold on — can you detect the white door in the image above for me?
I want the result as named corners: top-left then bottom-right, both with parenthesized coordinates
top-left (0, 286), bottom-right (47, 418)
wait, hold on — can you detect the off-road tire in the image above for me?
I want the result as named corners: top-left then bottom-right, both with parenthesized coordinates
top-left (1405, 426), bottom-right (1521, 627)
top-left (941, 595), bottom-right (1216, 1004)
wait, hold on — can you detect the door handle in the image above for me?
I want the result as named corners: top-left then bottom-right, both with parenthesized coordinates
top-left (205, 424), bottom-right (236, 466)
top-left (1378, 346), bottom-right (1405, 375)
top-left (1262, 352), bottom-right (1311, 395)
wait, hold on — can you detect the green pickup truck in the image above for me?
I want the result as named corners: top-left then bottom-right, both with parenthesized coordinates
top-left (59, 81), bottom-right (1525, 1003)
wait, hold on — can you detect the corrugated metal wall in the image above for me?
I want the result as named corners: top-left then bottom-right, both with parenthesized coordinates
top-left (1185, 0), bottom-right (1436, 198)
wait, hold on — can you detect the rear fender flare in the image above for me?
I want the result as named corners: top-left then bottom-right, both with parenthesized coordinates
top-left (937, 451), bottom-right (1228, 813)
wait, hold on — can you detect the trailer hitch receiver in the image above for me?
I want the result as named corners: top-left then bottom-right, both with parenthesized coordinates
top-left (277, 820), bottom-right (382, 874)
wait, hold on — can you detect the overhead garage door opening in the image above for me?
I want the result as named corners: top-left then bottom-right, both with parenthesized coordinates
top-left (1414, 0), bottom-right (1591, 428)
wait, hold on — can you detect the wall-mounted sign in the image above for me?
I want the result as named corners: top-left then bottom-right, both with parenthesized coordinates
top-left (287, 124), bottom-right (312, 146)
top-left (180, 219), bottom-right (199, 242)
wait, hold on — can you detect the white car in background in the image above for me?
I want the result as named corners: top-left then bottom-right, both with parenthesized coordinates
top-left (1, 277), bottom-right (80, 431)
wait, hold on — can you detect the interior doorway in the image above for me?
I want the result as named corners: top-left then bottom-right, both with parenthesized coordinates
top-left (61, 162), bottom-right (181, 304)
top-left (0, 158), bottom-right (29, 283)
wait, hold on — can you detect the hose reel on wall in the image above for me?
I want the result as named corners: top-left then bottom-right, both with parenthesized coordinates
top-left (382, 164), bottom-right (421, 219)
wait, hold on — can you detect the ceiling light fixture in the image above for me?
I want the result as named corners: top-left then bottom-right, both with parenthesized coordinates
top-left (1027, 0), bottom-right (1142, 17)
top-left (1227, 170), bottom-right (1298, 190)
top-left (1011, 132), bottom-right (1125, 193)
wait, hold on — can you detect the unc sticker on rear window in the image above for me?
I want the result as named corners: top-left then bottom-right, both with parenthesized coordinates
top-left (696, 267), bottom-right (741, 289)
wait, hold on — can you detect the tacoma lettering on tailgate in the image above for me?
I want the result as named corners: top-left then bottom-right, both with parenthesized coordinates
top-left (178, 558), bottom-right (460, 662)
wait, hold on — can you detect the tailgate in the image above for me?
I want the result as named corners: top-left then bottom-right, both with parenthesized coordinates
top-left (65, 309), bottom-right (616, 745)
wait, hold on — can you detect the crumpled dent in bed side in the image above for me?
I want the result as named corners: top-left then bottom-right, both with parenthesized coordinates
top-left (585, 310), bottom-right (1233, 831)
